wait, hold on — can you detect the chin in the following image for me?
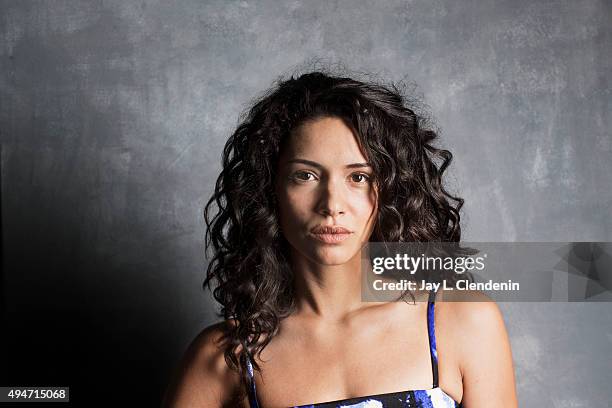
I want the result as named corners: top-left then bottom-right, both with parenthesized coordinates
top-left (309, 246), bottom-right (360, 265)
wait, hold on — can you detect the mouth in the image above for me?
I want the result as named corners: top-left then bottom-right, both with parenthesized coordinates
top-left (309, 225), bottom-right (353, 244)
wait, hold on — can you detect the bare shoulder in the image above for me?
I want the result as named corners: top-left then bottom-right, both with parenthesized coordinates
top-left (436, 289), bottom-right (509, 356)
top-left (162, 320), bottom-right (245, 408)
top-left (436, 289), bottom-right (505, 329)
top-left (435, 290), bottom-right (517, 406)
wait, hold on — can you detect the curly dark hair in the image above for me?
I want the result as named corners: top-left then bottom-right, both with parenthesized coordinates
top-left (203, 71), bottom-right (465, 392)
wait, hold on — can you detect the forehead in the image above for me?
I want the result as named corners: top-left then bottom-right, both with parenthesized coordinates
top-left (282, 116), bottom-right (367, 163)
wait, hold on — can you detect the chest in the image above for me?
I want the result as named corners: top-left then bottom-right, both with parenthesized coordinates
top-left (250, 314), bottom-right (439, 407)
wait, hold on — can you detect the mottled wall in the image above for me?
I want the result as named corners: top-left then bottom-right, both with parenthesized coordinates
top-left (1, 0), bottom-right (610, 406)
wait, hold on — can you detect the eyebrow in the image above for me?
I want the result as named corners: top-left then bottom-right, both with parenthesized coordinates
top-left (286, 158), bottom-right (372, 169)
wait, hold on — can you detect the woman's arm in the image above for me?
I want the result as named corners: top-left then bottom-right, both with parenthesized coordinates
top-left (456, 300), bottom-right (518, 407)
top-left (162, 323), bottom-right (243, 408)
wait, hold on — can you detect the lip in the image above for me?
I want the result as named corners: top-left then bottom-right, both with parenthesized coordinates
top-left (309, 225), bottom-right (353, 244)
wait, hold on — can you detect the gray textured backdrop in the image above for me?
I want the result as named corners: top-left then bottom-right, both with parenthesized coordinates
top-left (1, 1), bottom-right (611, 406)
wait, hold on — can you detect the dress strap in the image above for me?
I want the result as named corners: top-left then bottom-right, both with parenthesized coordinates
top-left (427, 288), bottom-right (439, 388)
top-left (244, 354), bottom-right (260, 408)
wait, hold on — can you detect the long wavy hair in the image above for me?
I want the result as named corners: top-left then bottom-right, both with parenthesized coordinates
top-left (203, 71), bottom-right (465, 391)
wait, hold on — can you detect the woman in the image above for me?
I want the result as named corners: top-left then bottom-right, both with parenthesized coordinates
top-left (163, 72), bottom-right (517, 407)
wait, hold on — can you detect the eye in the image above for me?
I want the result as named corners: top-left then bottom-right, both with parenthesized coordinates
top-left (350, 173), bottom-right (371, 183)
top-left (291, 170), bottom-right (317, 182)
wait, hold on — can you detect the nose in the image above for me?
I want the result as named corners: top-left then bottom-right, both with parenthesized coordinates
top-left (316, 177), bottom-right (346, 218)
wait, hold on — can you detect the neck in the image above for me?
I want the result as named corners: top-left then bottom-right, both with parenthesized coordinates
top-left (291, 248), bottom-right (370, 320)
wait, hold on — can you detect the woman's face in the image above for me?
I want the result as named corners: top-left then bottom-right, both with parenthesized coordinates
top-left (275, 116), bottom-right (378, 266)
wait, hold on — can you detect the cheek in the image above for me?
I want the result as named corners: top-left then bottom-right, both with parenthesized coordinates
top-left (277, 189), bottom-right (311, 227)
top-left (351, 190), bottom-right (377, 219)
top-left (350, 192), bottom-right (378, 239)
